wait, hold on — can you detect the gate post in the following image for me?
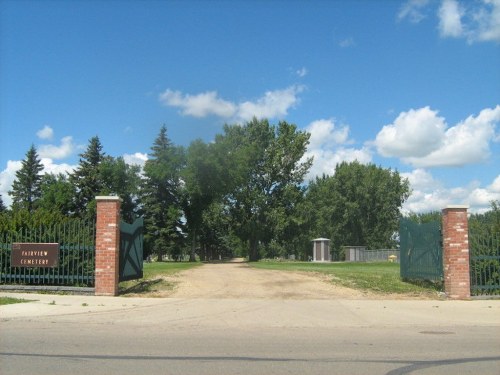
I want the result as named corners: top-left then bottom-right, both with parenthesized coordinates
top-left (442, 205), bottom-right (470, 300)
top-left (95, 196), bottom-right (121, 296)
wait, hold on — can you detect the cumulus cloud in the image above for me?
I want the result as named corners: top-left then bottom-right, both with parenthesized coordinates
top-left (38, 136), bottom-right (76, 160)
top-left (470, 0), bottom-right (500, 42)
top-left (398, 0), bottom-right (430, 23)
top-left (375, 107), bottom-right (446, 158)
top-left (302, 119), bottom-right (372, 180)
top-left (159, 85), bottom-right (304, 123)
top-left (40, 158), bottom-right (76, 176)
top-left (0, 160), bottom-right (22, 208)
top-left (374, 105), bottom-right (500, 168)
top-left (439, 0), bottom-right (464, 37)
top-left (123, 152), bottom-right (148, 168)
top-left (36, 125), bottom-right (54, 140)
top-left (237, 86), bottom-right (304, 121)
top-left (0, 158), bottom-right (76, 208)
top-left (400, 0), bottom-right (500, 43)
top-left (402, 169), bottom-right (500, 213)
top-left (159, 90), bottom-right (237, 118)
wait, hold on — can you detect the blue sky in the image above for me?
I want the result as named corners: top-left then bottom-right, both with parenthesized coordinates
top-left (1, 0), bottom-right (499, 213)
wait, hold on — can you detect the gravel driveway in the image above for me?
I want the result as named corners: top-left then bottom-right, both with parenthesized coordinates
top-left (165, 258), bottom-right (368, 299)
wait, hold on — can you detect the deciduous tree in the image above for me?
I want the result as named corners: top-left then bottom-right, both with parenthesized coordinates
top-left (305, 161), bottom-right (410, 258)
top-left (214, 118), bottom-right (312, 261)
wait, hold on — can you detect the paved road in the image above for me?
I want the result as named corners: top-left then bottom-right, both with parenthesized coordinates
top-left (1, 262), bottom-right (500, 374)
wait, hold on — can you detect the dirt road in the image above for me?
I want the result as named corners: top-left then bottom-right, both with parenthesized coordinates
top-left (165, 258), bottom-right (368, 299)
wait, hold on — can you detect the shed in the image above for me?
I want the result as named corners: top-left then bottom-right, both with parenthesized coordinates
top-left (312, 238), bottom-right (331, 262)
top-left (343, 246), bottom-right (367, 262)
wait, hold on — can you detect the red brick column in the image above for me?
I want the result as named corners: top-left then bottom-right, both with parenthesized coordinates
top-left (442, 205), bottom-right (470, 300)
top-left (95, 196), bottom-right (121, 296)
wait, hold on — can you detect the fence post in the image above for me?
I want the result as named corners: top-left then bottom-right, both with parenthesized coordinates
top-left (442, 205), bottom-right (470, 300)
top-left (95, 196), bottom-right (121, 296)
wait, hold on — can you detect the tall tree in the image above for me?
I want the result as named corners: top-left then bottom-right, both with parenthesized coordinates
top-left (38, 173), bottom-right (76, 215)
top-left (0, 194), bottom-right (6, 212)
top-left (182, 139), bottom-right (222, 261)
top-left (214, 118), bottom-right (312, 261)
top-left (304, 161), bottom-right (410, 258)
top-left (140, 126), bottom-right (185, 261)
top-left (100, 156), bottom-right (141, 222)
top-left (70, 136), bottom-right (105, 218)
top-left (9, 145), bottom-right (44, 212)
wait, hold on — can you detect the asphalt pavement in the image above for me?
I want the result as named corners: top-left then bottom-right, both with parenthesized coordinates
top-left (1, 292), bottom-right (499, 375)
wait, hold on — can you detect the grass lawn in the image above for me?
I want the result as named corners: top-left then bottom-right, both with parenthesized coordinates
top-left (250, 261), bottom-right (442, 297)
top-left (0, 297), bottom-right (36, 305)
top-left (119, 261), bottom-right (201, 295)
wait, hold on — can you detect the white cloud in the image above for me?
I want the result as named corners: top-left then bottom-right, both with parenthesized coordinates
top-left (398, 0), bottom-right (430, 23)
top-left (296, 67), bottom-right (308, 78)
top-left (375, 107), bottom-right (446, 158)
top-left (302, 119), bottom-right (372, 180)
top-left (38, 136), bottom-right (76, 160)
top-left (437, 0), bottom-right (500, 42)
top-left (470, 0), bottom-right (500, 42)
top-left (0, 160), bottom-right (22, 208)
top-left (338, 37), bottom-right (355, 48)
top-left (159, 90), bottom-right (237, 118)
top-left (36, 125), bottom-right (54, 140)
top-left (307, 119), bottom-right (350, 149)
top-left (399, 0), bottom-right (500, 43)
top-left (123, 152), bottom-right (148, 168)
top-left (237, 86), bottom-right (304, 122)
top-left (402, 169), bottom-right (500, 213)
top-left (159, 85), bottom-right (304, 123)
top-left (439, 0), bottom-right (464, 37)
top-left (0, 158), bottom-right (76, 208)
top-left (374, 105), bottom-right (500, 168)
top-left (40, 158), bottom-right (76, 176)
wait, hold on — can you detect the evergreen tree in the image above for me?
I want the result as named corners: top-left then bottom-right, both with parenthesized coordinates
top-left (9, 145), bottom-right (44, 212)
top-left (140, 126), bottom-right (185, 261)
top-left (100, 156), bottom-right (141, 222)
top-left (70, 136), bottom-right (105, 218)
top-left (0, 194), bottom-right (6, 212)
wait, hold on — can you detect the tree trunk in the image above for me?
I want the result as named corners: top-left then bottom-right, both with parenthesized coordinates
top-left (189, 230), bottom-right (196, 262)
top-left (248, 237), bottom-right (259, 262)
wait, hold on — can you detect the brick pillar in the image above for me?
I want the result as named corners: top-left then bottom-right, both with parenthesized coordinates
top-left (95, 196), bottom-right (121, 296)
top-left (442, 205), bottom-right (470, 300)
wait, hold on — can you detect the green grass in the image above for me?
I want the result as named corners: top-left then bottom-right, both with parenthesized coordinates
top-left (250, 261), bottom-right (441, 296)
top-left (119, 261), bottom-right (202, 295)
top-left (0, 296), bottom-right (36, 305)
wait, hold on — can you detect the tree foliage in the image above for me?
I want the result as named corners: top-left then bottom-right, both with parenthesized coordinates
top-left (70, 136), bottom-right (106, 218)
top-left (304, 161), bottom-right (410, 258)
top-left (4, 120), bottom-right (416, 263)
top-left (38, 173), bottom-right (76, 215)
top-left (0, 195), bottom-right (6, 213)
top-left (212, 118), bottom-right (312, 261)
top-left (9, 145), bottom-right (44, 213)
top-left (140, 126), bottom-right (185, 261)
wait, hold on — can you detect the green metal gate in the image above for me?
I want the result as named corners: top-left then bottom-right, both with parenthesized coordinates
top-left (119, 217), bottom-right (144, 282)
top-left (469, 229), bottom-right (500, 296)
top-left (0, 220), bottom-right (95, 286)
top-left (399, 218), bottom-right (443, 281)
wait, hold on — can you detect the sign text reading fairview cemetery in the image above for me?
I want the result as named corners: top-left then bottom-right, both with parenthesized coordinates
top-left (11, 243), bottom-right (59, 267)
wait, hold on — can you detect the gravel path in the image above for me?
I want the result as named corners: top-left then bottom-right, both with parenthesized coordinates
top-left (165, 258), bottom-right (368, 299)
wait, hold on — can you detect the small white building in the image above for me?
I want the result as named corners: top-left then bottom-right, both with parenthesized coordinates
top-left (312, 238), bottom-right (331, 262)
